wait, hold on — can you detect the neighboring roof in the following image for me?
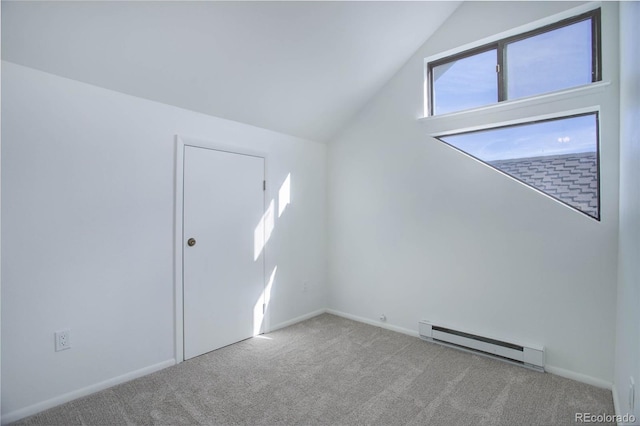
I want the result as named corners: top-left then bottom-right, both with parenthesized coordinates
top-left (489, 152), bottom-right (598, 218)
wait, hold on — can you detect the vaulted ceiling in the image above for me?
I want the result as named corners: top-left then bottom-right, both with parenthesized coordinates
top-left (2, 1), bottom-right (460, 142)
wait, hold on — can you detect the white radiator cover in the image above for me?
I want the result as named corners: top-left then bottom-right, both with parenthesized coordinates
top-left (419, 320), bottom-right (545, 371)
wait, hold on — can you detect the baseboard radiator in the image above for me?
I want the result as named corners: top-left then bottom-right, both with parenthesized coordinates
top-left (418, 320), bottom-right (545, 372)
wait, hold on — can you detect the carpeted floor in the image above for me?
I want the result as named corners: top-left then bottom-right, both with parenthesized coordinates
top-left (14, 314), bottom-right (615, 425)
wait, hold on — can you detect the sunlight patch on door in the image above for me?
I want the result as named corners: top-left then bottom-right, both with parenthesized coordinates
top-left (254, 199), bottom-right (275, 261)
top-left (253, 265), bottom-right (277, 335)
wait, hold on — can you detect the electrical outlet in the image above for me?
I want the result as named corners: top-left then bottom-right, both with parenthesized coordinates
top-left (303, 281), bottom-right (308, 293)
top-left (55, 329), bottom-right (71, 352)
top-left (630, 376), bottom-right (635, 411)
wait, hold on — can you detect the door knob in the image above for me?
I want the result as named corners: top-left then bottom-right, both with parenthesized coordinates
top-left (187, 238), bottom-right (196, 247)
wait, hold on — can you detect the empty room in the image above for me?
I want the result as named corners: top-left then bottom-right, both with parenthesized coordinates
top-left (1, 1), bottom-right (639, 425)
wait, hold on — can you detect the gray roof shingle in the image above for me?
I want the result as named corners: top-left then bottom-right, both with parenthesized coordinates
top-left (489, 152), bottom-right (598, 219)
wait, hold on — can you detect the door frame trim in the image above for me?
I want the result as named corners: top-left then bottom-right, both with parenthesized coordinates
top-left (174, 135), bottom-right (269, 364)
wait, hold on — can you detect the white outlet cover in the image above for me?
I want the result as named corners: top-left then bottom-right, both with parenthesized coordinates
top-left (55, 329), bottom-right (71, 352)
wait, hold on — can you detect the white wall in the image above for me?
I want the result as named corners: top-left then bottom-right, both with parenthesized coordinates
top-left (614, 1), bottom-right (640, 422)
top-left (328, 1), bottom-right (619, 385)
top-left (1, 61), bottom-right (327, 421)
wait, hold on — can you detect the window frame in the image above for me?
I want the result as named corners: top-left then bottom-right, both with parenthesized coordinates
top-left (427, 9), bottom-right (601, 116)
top-left (435, 111), bottom-right (601, 221)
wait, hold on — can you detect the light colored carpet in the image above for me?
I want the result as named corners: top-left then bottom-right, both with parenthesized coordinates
top-left (14, 314), bottom-right (615, 425)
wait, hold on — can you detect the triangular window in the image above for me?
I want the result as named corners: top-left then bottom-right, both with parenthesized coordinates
top-left (436, 113), bottom-right (600, 220)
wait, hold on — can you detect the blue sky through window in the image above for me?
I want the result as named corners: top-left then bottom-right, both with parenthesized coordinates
top-left (506, 20), bottom-right (592, 99)
top-left (433, 49), bottom-right (497, 115)
top-left (438, 114), bottom-right (597, 162)
top-left (431, 18), bottom-right (593, 115)
top-left (430, 15), bottom-right (599, 219)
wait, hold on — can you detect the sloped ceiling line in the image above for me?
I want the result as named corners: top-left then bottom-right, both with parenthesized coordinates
top-left (1, 1), bottom-right (461, 142)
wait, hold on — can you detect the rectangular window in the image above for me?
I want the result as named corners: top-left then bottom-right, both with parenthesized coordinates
top-left (428, 10), bottom-right (600, 116)
top-left (437, 113), bottom-right (600, 219)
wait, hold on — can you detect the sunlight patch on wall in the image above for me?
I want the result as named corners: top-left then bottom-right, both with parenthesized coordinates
top-left (278, 173), bottom-right (291, 218)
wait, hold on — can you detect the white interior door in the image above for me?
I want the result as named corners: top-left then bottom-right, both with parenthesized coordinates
top-left (183, 145), bottom-right (265, 360)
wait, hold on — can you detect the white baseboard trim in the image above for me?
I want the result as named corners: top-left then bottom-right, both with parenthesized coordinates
top-left (545, 365), bottom-right (613, 390)
top-left (613, 384), bottom-right (622, 426)
top-left (1, 359), bottom-right (176, 425)
top-left (1, 313), bottom-right (616, 424)
top-left (326, 309), bottom-right (419, 338)
top-left (267, 309), bottom-right (327, 333)
top-left (611, 384), bottom-right (639, 426)
top-left (326, 309), bottom-right (615, 391)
